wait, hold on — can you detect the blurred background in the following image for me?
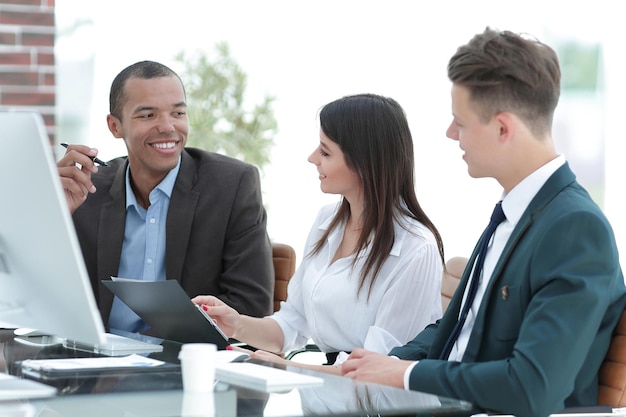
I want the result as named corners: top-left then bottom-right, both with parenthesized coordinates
top-left (54, 0), bottom-right (625, 266)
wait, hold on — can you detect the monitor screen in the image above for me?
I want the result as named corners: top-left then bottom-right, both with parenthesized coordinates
top-left (0, 111), bottom-right (105, 344)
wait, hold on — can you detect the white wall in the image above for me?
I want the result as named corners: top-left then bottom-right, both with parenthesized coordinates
top-left (56, 0), bottom-right (625, 266)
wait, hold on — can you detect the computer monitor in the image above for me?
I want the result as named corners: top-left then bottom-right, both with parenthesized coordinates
top-left (0, 111), bottom-right (105, 345)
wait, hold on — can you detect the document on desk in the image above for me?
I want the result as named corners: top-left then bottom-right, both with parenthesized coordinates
top-left (102, 279), bottom-right (229, 348)
top-left (0, 372), bottom-right (57, 400)
top-left (215, 362), bottom-right (324, 392)
top-left (20, 354), bottom-right (176, 378)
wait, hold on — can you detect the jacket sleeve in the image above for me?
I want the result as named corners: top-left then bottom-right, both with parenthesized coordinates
top-left (388, 320), bottom-right (440, 360)
top-left (217, 164), bottom-right (274, 317)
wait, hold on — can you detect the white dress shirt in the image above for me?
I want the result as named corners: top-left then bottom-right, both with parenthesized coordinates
top-left (271, 202), bottom-right (443, 360)
top-left (109, 157), bottom-right (181, 333)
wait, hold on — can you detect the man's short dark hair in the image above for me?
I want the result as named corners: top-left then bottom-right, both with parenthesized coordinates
top-left (447, 27), bottom-right (561, 136)
top-left (109, 60), bottom-right (185, 121)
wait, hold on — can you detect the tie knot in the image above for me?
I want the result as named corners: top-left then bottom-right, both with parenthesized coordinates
top-left (491, 201), bottom-right (506, 225)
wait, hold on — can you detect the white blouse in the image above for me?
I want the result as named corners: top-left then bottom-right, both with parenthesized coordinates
top-left (271, 203), bottom-right (443, 357)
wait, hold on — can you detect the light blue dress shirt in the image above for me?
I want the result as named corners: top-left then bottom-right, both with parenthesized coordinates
top-left (108, 158), bottom-right (181, 333)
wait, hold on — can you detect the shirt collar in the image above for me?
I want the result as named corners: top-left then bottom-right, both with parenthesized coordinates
top-left (501, 154), bottom-right (566, 225)
top-left (125, 156), bottom-right (181, 209)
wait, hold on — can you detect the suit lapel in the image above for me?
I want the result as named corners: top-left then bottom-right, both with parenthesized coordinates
top-left (488, 162), bottom-right (577, 292)
top-left (97, 162), bottom-right (127, 322)
top-left (462, 163), bottom-right (577, 360)
top-left (165, 151), bottom-right (200, 282)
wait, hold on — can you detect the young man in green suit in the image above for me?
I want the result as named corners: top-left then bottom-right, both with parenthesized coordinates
top-left (341, 27), bottom-right (626, 417)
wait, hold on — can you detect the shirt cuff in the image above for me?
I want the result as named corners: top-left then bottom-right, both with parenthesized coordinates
top-left (403, 360), bottom-right (419, 390)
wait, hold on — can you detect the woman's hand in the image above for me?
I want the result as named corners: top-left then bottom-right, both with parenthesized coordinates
top-left (192, 295), bottom-right (242, 339)
top-left (249, 349), bottom-right (290, 367)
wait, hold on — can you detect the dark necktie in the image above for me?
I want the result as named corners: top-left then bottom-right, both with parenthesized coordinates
top-left (439, 201), bottom-right (506, 360)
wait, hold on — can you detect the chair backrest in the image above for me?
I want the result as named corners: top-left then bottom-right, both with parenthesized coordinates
top-left (441, 256), bottom-right (468, 312)
top-left (272, 242), bottom-right (296, 312)
top-left (598, 308), bottom-right (626, 408)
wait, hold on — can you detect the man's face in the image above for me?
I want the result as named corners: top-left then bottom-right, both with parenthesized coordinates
top-left (445, 84), bottom-right (500, 179)
top-left (107, 76), bottom-right (188, 185)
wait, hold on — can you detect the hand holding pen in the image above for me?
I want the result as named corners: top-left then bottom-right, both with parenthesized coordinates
top-left (60, 142), bottom-right (109, 166)
top-left (57, 142), bottom-right (106, 214)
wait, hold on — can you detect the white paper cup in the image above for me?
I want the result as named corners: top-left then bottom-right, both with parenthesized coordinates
top-left (179, 343), bottom-right (217, 392)
top-left (181, 391), bottom-right (215, 417)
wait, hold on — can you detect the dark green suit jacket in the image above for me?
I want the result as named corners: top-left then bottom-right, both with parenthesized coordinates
top-left (390, 163), bottom-right (626, 417)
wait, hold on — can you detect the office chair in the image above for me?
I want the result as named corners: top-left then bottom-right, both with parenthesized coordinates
top-left (598, 307), bottom-right (626, 408)
top-left (271, 242), bottom-right (296, 312)
top-left (441, 256), bottom-right (468, 312)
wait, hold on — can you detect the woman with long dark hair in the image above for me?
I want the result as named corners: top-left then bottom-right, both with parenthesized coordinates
top-left (194, 94), bottom-right (444, 369)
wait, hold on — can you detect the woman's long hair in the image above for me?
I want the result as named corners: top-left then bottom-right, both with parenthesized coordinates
top-left (309, 94), bottom-right (444, 297)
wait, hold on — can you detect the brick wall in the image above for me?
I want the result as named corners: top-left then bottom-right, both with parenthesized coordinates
top-left (0, 0), bottom-right (55, 142)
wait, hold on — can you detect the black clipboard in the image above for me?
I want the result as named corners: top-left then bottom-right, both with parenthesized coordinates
top-left (102, 280), bottom-right (229, 349)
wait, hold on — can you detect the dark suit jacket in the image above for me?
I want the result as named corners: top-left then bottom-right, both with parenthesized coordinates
top-left (390, 163), bottom-right (626, 417)
top-left (72, 148), bottom-right (274, 327)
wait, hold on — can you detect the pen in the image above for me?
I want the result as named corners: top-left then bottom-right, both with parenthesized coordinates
top-left (60, 142), bottom-right (109, 166)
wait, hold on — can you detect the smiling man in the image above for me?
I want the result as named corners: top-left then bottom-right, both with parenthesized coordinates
top-left (57, 61), bottom-right (274, 334)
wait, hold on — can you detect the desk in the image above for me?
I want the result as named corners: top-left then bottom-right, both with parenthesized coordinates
top-left (0, 330), bottom-right (473, 417)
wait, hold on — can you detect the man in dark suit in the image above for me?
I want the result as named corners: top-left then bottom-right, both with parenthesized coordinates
top-left (341, 28), bottom-right (626, 417)
top-left (57, 61), bottom-right (273, 334)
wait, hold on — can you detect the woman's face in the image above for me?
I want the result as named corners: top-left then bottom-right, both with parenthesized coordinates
top-left (308, 129), bottom-right (362, 201)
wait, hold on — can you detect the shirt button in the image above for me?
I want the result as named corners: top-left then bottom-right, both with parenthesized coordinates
top-left (150, 218), bottom-right (156, 224)
top-left (146, 258), bottom-right (153, 264)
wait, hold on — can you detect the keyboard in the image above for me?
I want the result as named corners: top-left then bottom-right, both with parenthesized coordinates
top-left (215, 362), bottom-right (323, 392)
top-left (63, 332), bottom-right (164, 356)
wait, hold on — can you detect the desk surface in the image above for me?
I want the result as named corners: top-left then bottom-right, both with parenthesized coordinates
top-left (0, 329), bottom-right (473, 417)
